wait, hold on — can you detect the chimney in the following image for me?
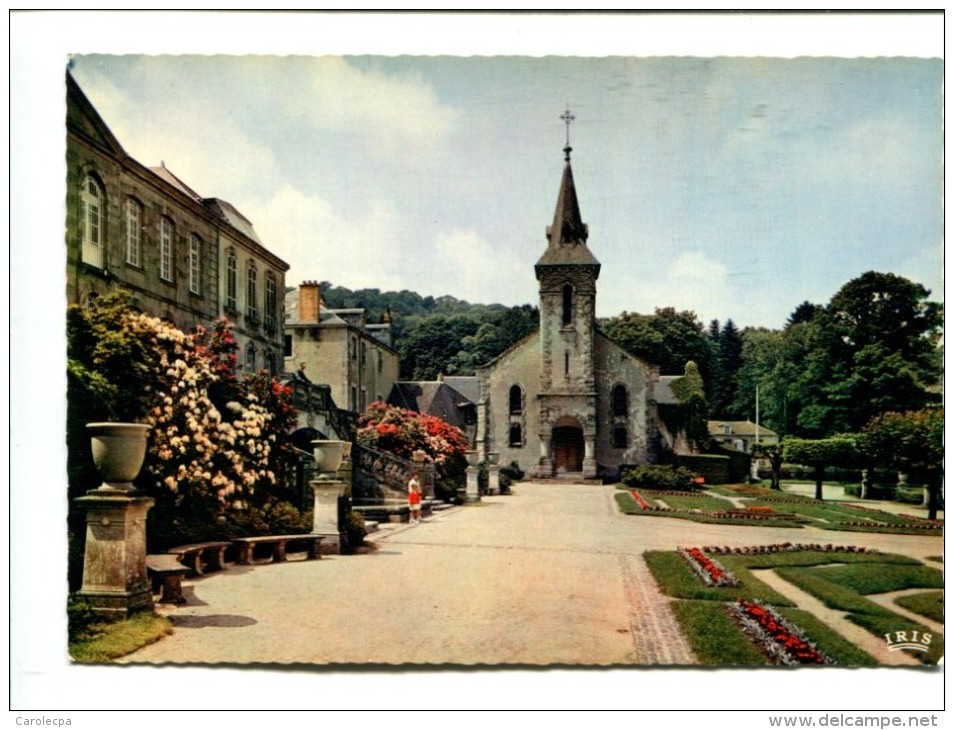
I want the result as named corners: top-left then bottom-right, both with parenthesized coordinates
top-left (299, 281), bottom-right (321, 324)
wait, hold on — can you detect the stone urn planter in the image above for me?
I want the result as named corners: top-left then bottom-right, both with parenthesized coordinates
top-left (465, 450), bottom-right (480, 467)
top-left (312, 439), bottom-right (346, 475)
top-left (488, 451), bottom-right (500, 465)
top-left (86, 422), bottom-right (152, 492)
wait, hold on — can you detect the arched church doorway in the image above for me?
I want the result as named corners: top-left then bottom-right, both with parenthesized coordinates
top-left (552, 417), bottom-right (584, 473)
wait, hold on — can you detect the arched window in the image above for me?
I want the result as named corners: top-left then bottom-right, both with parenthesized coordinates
top-left (509, 385), bottom-right (522, 415)
top-left (611, 384), bottom-right (628, 417)
top-left (80, 174), bottom-right (104, 268)
top-left (263, 350), bottom-right (276, 375)
top-left (225, 250), bottom-right (237, 310)
top-left (562, 283), bottom-right (573, 326)
top-left (509, 424), bottom-right (523, 447)
top-left (160, 217), bottom-right (175, 281)
top-left (125, 198), bottom-right (142, 267)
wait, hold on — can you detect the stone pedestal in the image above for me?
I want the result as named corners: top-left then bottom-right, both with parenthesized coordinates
top-left (488, 464), bottom-right (501, 495)
top-left (465, 465), bottom-right (481, 503)
top-left (74, 491), bottom-right (155, 618)
top-left (311, 476), bottom-right (345, 554)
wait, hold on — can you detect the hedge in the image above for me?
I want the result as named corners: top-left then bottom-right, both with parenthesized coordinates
top-left (675, 454), bottom-right (730, 485)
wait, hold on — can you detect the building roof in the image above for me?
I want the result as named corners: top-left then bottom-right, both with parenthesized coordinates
top-left (203, 197), bottom-right (263, 245)
top-left (149, 163), bottom-right (203, 202)
top-left (388, 380), bottom-right (476, 427)
top-left (708, 420), bottom-right (779, 439)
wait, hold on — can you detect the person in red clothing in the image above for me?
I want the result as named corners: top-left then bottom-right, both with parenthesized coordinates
top-left (408, 474), bottom-right (422, 524)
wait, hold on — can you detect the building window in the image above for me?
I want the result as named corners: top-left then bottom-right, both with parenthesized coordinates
top-left (80, 174), bottom-right (103, 268)
top-left (562, 283), bottom-right (573, 326)
top-left (160, 218), bottom-right (175, 281)
top-left (263, 350), bottom-right (276, 375)
top-left (125, 198), bottom-right (141, 267)
top-left (226, 251), bottom-right (237, 310)
top-left (612, 425), bottom-right (628, 449)
top-left (361, 341), bottom-right (367, 366)
top-left (245, 343), bottom-right (256, 372)
top-left (611, 384), bottom-right (628, 417)
top-left (189, 235), bottom-right (202, 294)
top-left (509, 385), bottom-right (522, 415)
top-left (351, 336), bottom-right (358, 360)
top-left (722, 424), bottom-right (732, 435)
top-left (246, 263), bottom-right (258, 321)
top-left (264, 273), bottom-right (277, 330)
top-left (509, 424), bottom-right (523, 447)
top-left (360, 388), bottom-right (367, 412)
top-left (283, 334), bottom-right (293, 358)
top-left (350, 386), bottom-right (358, 411)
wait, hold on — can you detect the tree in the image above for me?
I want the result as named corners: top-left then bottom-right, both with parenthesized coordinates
top-left (708, 318), bottom-right (744, 419)
top-left (751, 442), bottom-right (784, 490)
top-left (659, 360), bottom-right (710, 453)
top-left (601, 308), bottom-right (714, 387)
top-left (783, 437), bottom-right (858, 501)
top-left (858, 409), bottom-right (944, 519)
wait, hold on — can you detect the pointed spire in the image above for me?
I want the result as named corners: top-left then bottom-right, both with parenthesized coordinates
top-left (536, 107), bottom-right (599, 274)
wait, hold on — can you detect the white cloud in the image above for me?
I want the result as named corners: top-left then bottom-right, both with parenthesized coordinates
top-left (254, 184), bottom-right (408, 291)
top-left (431, 228), bottom-right (534, 305)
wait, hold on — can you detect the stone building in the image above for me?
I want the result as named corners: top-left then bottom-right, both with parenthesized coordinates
top-left (475, 140), bottom-right (678, 480)
top-left (283, 281), bottom-right (400, 414)
top-left (66, 72), bottom-right (288, 369)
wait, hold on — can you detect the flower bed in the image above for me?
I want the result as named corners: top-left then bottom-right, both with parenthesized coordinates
top-left (899, 514), bottom-right (944, 524)
top-left (834, 521), bottom-right (942, 531)
top-left (702, 542), bottom-right (875, 556)
top-left (727, 599), bottom-right (834, 666)
top-left (643, 490), bottom-right (716, 499)
top-left (710, 510), bottom-right (802, 522)
top-left (630, 491), bottom-right (653, 510)
top-left (744, 505), bottom-right (776, 514)
top-left (678, 547), bottom-right (740, 588)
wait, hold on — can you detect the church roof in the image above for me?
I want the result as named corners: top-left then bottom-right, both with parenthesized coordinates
top-left (387, 380), bottom-right (476, 428)
top-left (536, 145), bottom-right (601, 273)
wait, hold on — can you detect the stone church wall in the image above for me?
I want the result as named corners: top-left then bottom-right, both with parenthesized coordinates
top-left (479, 332), bottom-right (543, 476)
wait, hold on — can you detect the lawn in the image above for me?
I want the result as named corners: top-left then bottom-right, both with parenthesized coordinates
top-left (69, 601), bottom-right (172, 663)
top-left (617, 483), bottom-right (943, 536)
top-left (646, 546), bottom-right (943, 667)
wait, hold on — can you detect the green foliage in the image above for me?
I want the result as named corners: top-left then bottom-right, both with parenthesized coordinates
top-left (621, 465), bottom-right (697, 491)
top-left (643, 551), bottom-right (794, 605)
top-left (601, 307), bottom-right (714, 381)
top-left (784, 436), bottom-right (858, 499)
top-left (658, 360), bottom-right (710, 451)
top-left (342, 510), bottom-right (369, 551)
top-left (846, 614), bottom-right (942, 665)
top-left (707, 318), bottom-right (745, 419)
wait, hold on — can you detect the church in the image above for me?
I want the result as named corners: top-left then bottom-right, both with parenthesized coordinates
top-left (474, 125), bottom-right (681, 480)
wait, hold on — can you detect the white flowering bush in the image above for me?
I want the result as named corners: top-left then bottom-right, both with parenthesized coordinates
top-left (67, 294), bottom-right (298, 556)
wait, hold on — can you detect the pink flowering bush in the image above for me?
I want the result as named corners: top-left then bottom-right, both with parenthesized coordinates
top-left (357, 401), bottom-right (468, 495)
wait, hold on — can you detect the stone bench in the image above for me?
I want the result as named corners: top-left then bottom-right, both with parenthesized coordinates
top-left (146, 554), bottom-right (190, 604)
top-left (232, 534), bottom-right (326, 565)
top-left (167, 541), bottom-right (231, 576)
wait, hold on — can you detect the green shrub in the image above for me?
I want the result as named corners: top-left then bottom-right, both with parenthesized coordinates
top-left (342, 509), bottom-right (368, 552)
top-left (499, 461), bottom-right (524, 494)
top-left (621, 465), bottom-right (697, 491)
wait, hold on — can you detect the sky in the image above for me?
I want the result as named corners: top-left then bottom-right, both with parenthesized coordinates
top-left (62, 21), bottom-right (942, 331)
top-left (10, 10), bottom-right (947, 716)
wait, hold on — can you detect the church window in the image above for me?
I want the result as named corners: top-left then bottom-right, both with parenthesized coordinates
top-left (125, 198), bottom-right (142, 267)
top-left (562, 284), bottom-right (573, 326)
top-left (80, 174), bottom-right (104, 268)
top-left (509, 424), bottom-right (523, 447)
top-left (612, 425), bottom-right (628, 449)
top-left (160, 217), bottom-right (175, 282)
top-left (509, 385), bottom-right (522, 415)
top-left (611, 384), bottom-right (628, 417)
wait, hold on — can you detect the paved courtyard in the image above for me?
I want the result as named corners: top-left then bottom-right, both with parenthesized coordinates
top-left (121, 482), bottom-right (942, 667)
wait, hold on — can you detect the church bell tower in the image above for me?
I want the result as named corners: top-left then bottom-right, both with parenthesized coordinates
top-left (534, 108), bottom-right (601, 478)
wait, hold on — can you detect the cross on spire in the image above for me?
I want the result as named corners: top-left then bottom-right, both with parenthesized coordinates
top-left (559, 105), bottom-right (576, 147)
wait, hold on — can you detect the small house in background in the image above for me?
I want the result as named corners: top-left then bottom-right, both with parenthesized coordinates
top-left (283, 281), bottom-right (399, 414)
top-left (708, 420), bottom-right (779, 454)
